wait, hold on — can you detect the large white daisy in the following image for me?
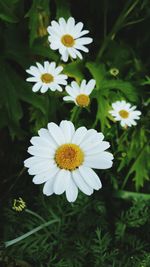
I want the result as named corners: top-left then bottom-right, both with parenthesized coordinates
top-left (63, 79), bottom-right (96, 107)
top-left (26, 61), bottom-right (68, 93)
top-left (109, 100), bottom-right (141, 127)
top-left (24, 121), bottom-right (114, 202)
top-left (47, 17), bottom-right (93, 62)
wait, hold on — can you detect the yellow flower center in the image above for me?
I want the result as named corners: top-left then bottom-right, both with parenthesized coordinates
top-left (61, 34), bottom-right (75, 47)
top-left (76, 94), bottom-right (90, 107)
top-left (119, 109), bottom-right (129, 118)
top-left (55, 144), bottom-right (84, 171)
top-left (41, 73), bottom-right (54, 83)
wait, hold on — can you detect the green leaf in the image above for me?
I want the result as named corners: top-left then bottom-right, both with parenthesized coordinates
top-left (100, 79), bottom-right (138, 102)
top-left (56, 0), bottom-right (71, 19)
top-left (86, 62), bottom-right (138, 102)
top-left (0, 62), bottom-right (23, 137)
top-left (0, 0), bottom-right (19, 23)
top-left (30, 39), bottom-right (59, 62)
top-left (63, 61), bottom-right (84, 82)
top-left (114, 190), bottom-right (150, 201)
top-left (128, 145), bottom-right (150, 190)
top-left (26, 0), bottom-right (50, 46)
top-left (86, 62), bottom-right (106, 88)
top-left (94, 94), bottom-right (111, 131)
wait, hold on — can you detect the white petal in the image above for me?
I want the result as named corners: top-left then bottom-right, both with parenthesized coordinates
top-left (26, 77), bottom-right (38, 82)
top-left (72, 49), bottom-right (83, 60)
top-left (33, 166), bottom-right (59, 184)
top-left (40, 84), bottom-right (48, 93)
top-left (24, 156), bottom-right (43, 168)
top-left (61, 50), bottom-right (69, 62)
top-left (85, 141), bottom-right (110, 155)
top-left (84, 152), bottom-right (114, 169)
top-left (32, 82), bottom-right (42, 92)
top-left (75, 37), bottom-right (93, 45)
top-left (80, 130), bottom-right (104, 149)
top-left (38, 129), bottom-right (57, 148)
top-left (74, 30), bottom-right (89, 38)
top-left (65, 175), bottom-right (78, 202)
top-left (50, 83), bottom-right (63, 92)
top-left (72, 169), bottom-right (93, 195)
top-left (79, 166), bottom-right (102, 190)
top-left (27, 146), bottom-right (54, 158)
top-left (59, 17), bottom-right (67, 30)
top-left (84, 79), bottom-right (96, 95)
top-left (74, 44), bottom-right (89, 52)
top-left (59, 120), bottom-right (75, 142)
top-left (43, 176), bottom-right (56, 196)
top-left (80, 79), bottom-right (86, 93)
top-left (54, 66), bottom-right (63, 74)
top-left (66, 17), bottom-right (75, 32)
top-left (48, 122), bottom-right (65, 145)
top-left (73, 22), bottom-right (83, 35)
top-left (65, 85), bottom-right (79, 97)
top-left (68, 47), bottom-right (77, 59)
top-left (28, 160), bottom-right (54, 175)
top-left (71, 127), bottom-right (87, 145)
top-left (53, 169), bottom-right (69, 195)
top-left (63, 96), bottom-right (75, 102)
top-left (36, 62), bottom-right (45, 73)
top-left (30, 136), bottom-right (55, 152)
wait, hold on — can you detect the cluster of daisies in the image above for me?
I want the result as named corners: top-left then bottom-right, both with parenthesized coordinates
top-left (24, 17), bottom-right (141, 202)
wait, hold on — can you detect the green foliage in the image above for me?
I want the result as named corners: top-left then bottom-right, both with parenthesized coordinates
top-left (1, 0), bottom-right (150, 266)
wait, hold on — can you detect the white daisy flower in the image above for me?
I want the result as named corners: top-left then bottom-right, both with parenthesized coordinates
top-left (26, 61), bottom-right (68, 93)
top-left (24, 120), bottom-right (114, 202)
top-left (47, 17), bottom-right (93, 62)
top-left (109, 100), bottom-right (141, 127)
top-left (63, 79), bottom-right (96, 107)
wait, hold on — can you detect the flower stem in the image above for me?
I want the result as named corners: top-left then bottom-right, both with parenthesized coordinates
top-left (25, 208), bottom-right (46, 223)
top-left (5, 219), bottom-right (59, 248)
top-left (97, 0), bottom-right (140, 60)
top-left (114, 190), bottom-right (150, 201)
top-left (70, 106), bottom-right (81, 123)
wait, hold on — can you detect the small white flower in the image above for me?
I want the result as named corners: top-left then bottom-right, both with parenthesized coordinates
top-left (47, 17), bottom-right (93, 62)
top-left (26, 61), bottom-right (68, 93)
top-left (109, 100), bottom-right (141, 127)
top-left (63, 79), bottom-right (96, 107)
top-left (24, 120), bottom-right (113, 202)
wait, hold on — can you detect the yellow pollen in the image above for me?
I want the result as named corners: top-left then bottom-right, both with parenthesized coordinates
top-left (119, 109), bottom-right (129, 119)
top-left (61, 34), bottom-right (75, 47)
top-left (41, 73), bottom-right (54, 83)
top-left (76, 94), bottom-right (90, 107)
top-left (55, 144), bottom-right (84, 171)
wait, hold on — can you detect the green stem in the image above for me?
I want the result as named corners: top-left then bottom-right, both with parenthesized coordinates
top-left (5, 219), bottom-right (59, 248)
top-left (114, 190), bottom-right (150, 201)
top-left (70, 106), bottom-right (81, 123)
top-left (25, 209), bottom-right (46, 223)
top-left (97, 0), bottom-right (140, 60)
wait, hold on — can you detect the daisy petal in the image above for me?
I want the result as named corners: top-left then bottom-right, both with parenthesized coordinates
top-left (53, 169), bottom-right (68, 195)
top-left (59, 120), bottom-right (75, 142)
top-left (65, 175), bottom-right (78, 202)
top-left (71, 127), bottom-right (87, 145)
top-left (72, 169), bottom-right (93, 195)
top-left (48, 122), bottom-right (65, 145)
top-left (79, 166), bottom-right (102, 190)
